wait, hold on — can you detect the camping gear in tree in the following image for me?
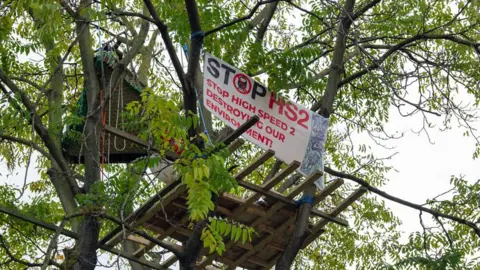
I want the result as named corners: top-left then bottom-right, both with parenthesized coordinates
top-left (62, 51), bottom-right (149, 164)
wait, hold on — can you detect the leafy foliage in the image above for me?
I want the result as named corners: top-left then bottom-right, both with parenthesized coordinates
top-left (201, 217), bottom-right (256, 255)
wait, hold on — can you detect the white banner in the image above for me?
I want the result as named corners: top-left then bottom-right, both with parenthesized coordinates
top-left (203, 53), bottom-right (329, 186)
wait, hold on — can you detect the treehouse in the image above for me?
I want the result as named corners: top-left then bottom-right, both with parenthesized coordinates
top-left (63, 50), bottom-right (149, 163)
top-left (60, 51), bottom-right (366, 269)
top-left (97, 118), bottom-right (367, 270)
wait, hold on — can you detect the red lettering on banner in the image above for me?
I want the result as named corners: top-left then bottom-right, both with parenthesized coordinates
top-left (267, 92), bottom-right (310, 130)
top-left (207, 79), bottom-right (229, 98)
top-left (207, 89), bottom-right (251, 121)
top-left (246, 129), bottom-right (273, 147)
top-left (258, 110), bottom-right (288, 131)
top-left (268, 92), bottom-right (284, 114)
top-left (231, 94), bottom-right (257, 114)
top-left (265, 126), bottom-right (286, 142)
top-left (207, 99), bottom-right (241, 127)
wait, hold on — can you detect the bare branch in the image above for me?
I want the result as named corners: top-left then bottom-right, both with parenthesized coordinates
top-left (204, 0), bottom-right (280, 37)
top-left (143, 0), bottom-right (188, 93)
top-left (324, 166), bottom-right (480, 237)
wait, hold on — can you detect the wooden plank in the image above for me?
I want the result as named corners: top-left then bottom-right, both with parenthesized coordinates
top-left (237, 179), bottom-right (348, 226)
top-left (227, 138), bottom-right (244, 153)
top-left (266, 242), bottom-right (285, 252)
top-left (197, 175), bottom-right (347, 270)
top-left (226, 217), bottom-right (296, 269)
top-left (315, 178), bottom-right (344, 204)
top-left (235, 150), bottom-right (275, 180)
top-left (134, 214), bottom-right (190, 257)
top-left (247, 256), bottom-right (269, 267)
top-left (219, 193), bottom-right (268, 216)
top-left (160, 255), bottom-right (178, 268)
top-left (106, 184), bottom-right (187, 247)
top-left (286, 171), bottom-right (323, 199)
top-left (220, 115), bottom-right (259, 146)
top-left (302, 187), bottom-right (367, 248)
top-left (102, 115), bottom-right (255, 246)
top-left (127, 235), bottom-right (150, 246)
top-left (244, 161), bottom-right (300, 207)
top-left (104, 125), bottom-right (179, 158)
top-left (99, 178), bottom-right (181, 245)
top-left (136, 184), bottom-right (187, 225)
top-left (250, 171), bottom-right (323, 229)
top-left (204, 178), bottom-right (345, 270)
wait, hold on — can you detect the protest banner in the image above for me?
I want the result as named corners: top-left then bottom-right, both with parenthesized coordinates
top-left (203, 53), bottom-right (329, 188)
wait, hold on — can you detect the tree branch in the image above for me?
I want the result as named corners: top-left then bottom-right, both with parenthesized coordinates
top-left (0, 133), bottom-right (51, 159)
top-left (323, 166), bottom-right (480, 237)
top-left (204, 0), bottom-right (279, 37)
top-left (0, 70), bottom-right (81, 195)
top-left (143, 0), bottom-right (188, 93)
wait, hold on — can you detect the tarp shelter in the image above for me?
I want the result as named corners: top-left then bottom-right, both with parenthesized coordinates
top-left (63, 51), bottom-right (148, 163)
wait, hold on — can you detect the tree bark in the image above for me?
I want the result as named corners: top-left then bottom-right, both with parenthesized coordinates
top-left (275, 0), bottom-right (356, 269)
top-left (73, 1), bottom-right (102, 269)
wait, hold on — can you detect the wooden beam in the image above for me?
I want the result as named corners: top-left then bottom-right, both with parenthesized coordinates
top-left (197, 173), bottom-right (346, 269)
top-left (227, 138), bottom-right (244, 153)
top-left (226, 216), bottom-right (296, 269)
top-left (247, 256), bottom-right (269, 267)
top-left (160, 255), bottom-right (178, 268)
top-left (0, 205), bottom-right (168, 270)
top-left (286, 171), bottom-right (323, 199)
top-left (104, 125), bottom-right (182, 160)
top-left (99, 179), bottom-right (181, 245)
top-left (134, 214), bottom-right (190, 257)
top-left (234, 150), bottom-right (275, 180)
top-left (249, 171), bottom-right (324, 229)
top-left (244, 161), bottom-right (300, 207)
top-left (220, 115), bottom-right (259, 146)
top-left (315, 178), bottom-right (344, 204)
top-left (302, 187), bottom-right (367, 248)
top-left (106, 184), bottom-right (186, 247)
top-left (127, 235), bottom-right (150, 246)
top-left (237, 179), bottom-right (348, 226)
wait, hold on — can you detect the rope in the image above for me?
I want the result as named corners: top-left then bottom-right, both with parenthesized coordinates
top-left (190, 31), bottom-right (204, 39)
top-left (97, 3), bottom-right (107, 178)
top-left (182, 43), bottom-right (213, 145)
top-left (114, 80), bottom-right (127, 151)
top-left (296, 195), bottom-right (314, 207)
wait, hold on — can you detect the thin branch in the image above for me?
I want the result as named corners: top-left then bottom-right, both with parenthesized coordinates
top-left (0, 234), bottom-right (44, 268)
top-left (0, 69), bottom-right (81, 195)
top-left (324, 166), bottom-right (480, 237)
top-left (204, 0), bottom-right (280, 37)
top-left (0, 134), bottom-right (51, 159)
top-left (143, 0), bottom-right (188, 93)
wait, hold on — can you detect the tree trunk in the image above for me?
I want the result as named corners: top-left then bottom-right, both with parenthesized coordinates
top-left (275, 0), bottom-right (356, 269)
top-left (45, 42), bottom-right (81, 232)
top-left (74, 1), bottom-right (102, 269)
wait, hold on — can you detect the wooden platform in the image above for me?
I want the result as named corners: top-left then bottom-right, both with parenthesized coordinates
top-left (98, 117), bottom-right (367, 269)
